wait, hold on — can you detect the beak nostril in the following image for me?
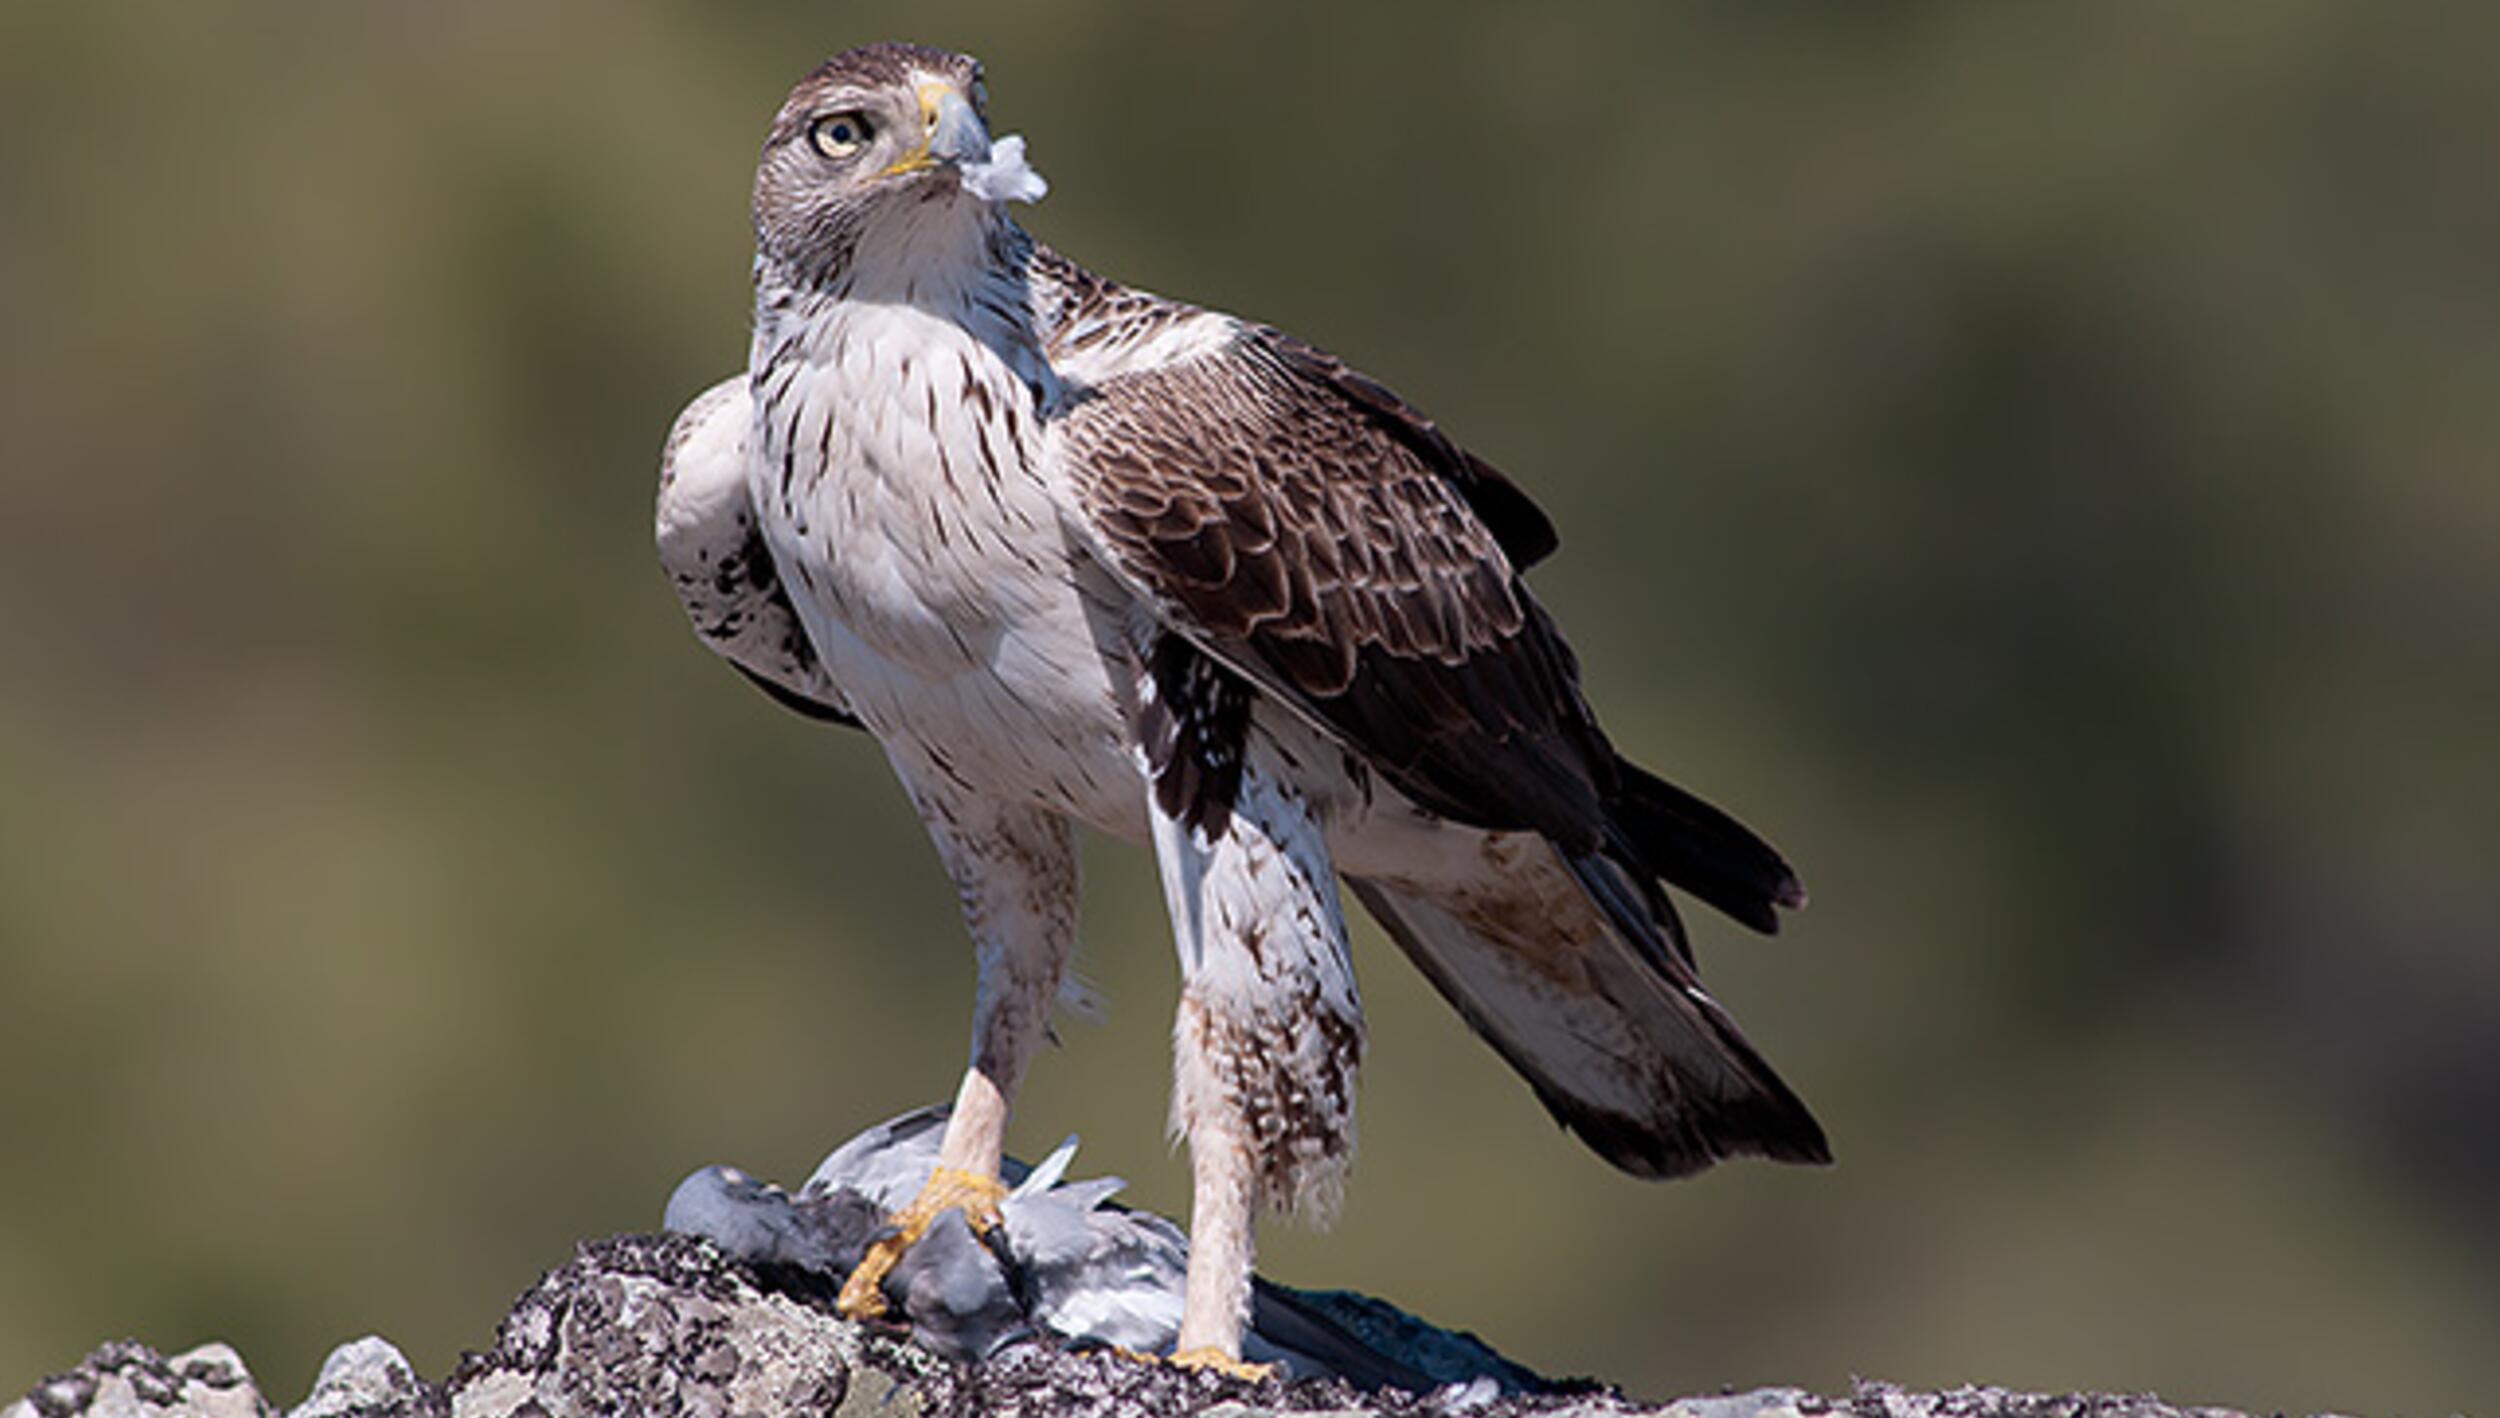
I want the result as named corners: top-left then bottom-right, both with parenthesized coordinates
top-left (916, 82), bottom-right (951, 132)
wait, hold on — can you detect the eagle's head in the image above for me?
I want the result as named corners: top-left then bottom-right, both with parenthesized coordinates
top-left (754, 43), bottom-right (1045, 288)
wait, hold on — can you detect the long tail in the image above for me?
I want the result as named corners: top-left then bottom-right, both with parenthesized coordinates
top-left (1347, 758), bottom-right (1824, 1179)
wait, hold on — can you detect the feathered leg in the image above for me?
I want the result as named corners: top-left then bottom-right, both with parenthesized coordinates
top-left (1145, 725), bottom-right (1365, 1367)
top-left (838, 771), bottom-right (1078, 1320)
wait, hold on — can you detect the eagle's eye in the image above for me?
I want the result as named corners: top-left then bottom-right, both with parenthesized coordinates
top-left (810, 111), bottom-right (873, 160)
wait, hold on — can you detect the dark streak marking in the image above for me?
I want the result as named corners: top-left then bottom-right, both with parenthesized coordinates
top-left (1138, 632), bottom-right (1253, 839)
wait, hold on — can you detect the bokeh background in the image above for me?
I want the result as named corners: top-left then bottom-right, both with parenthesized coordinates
top-left (3, 2), bottom-right (2494, 1412)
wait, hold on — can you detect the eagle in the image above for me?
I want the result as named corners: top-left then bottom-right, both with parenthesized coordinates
top-left (656, 41), bottom-right (1827, 1374)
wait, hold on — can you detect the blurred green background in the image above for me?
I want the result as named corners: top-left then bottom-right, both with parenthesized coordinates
top-left (3, 1), bottom-right (2494, 1412)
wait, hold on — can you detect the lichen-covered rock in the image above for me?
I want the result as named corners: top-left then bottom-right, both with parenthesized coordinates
top-left (1819, 1383), bottom-right (2279, 1418)
top-left (5, 1341), bottom-right (270, 1418)
top-left (9, 1239), bottom-right (2283, 1418)
top-left (444, 1233), bottom-right (861, 1417)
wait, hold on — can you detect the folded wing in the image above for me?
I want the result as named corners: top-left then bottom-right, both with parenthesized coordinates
top-left (1048, 310), bottom-right (1827, 1176)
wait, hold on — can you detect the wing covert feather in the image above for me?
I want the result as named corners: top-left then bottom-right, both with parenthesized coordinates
top-left (1058, 326), bottom-right (1613, 849)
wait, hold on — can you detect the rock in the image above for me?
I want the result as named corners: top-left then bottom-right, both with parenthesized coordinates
top-left (1821, 1382), bottom-right (2273, 1418)
top-left (445, 1233), bottom-right (860, 1417)
top-left (10, 1236), bottom-right (2292, 1418)
top-left (292, 1338), bottom-right (436, 1418)
top-left (5, 1341), bottom-right (268, 1418)
top-left (1, 1112), bottom-right (2284, 1418)
top-left (1653, 1389), bottom-right (1824, 1418)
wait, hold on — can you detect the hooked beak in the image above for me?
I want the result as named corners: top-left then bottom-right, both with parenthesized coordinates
top-left (881, 83), bottom-right (989, 179)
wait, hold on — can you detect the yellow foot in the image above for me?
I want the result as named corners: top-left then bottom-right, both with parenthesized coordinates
top-left (1103, 1345), bottom-right (1275, 1381)
top-left (1167, 1348), bottom-right (1278, 1382)
top-left (835, 1165), bottom-right (1013, 1320)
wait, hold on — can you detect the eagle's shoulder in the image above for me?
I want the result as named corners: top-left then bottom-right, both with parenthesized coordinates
top-left (1026, 243), bottom-right (1240, 388)
top-left (1030, 253), bottom-right (1607, 845)
top-left (1026, 246), bottom-right (1557, 573)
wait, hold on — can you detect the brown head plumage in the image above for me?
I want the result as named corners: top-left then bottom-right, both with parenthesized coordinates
top-left (752, 43), bottom-right (995, 285)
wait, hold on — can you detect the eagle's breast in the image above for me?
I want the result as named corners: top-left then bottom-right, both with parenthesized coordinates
top-left (753, 281), bottom-right (1057, 675)
top-left (747, 268), bottom-right (1144, 828)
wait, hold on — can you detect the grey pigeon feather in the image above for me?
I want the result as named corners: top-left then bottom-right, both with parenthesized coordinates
top-left (895, 1208), bottom-right (1029, 1362)
top-left (666, 1106), bottom-right (1546, 1392)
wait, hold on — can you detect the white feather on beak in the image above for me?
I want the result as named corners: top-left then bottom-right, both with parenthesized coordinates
top-left (961, 135), bottom-right (1048, 205)
top-left (929, 88), bottom-right (1049, 205)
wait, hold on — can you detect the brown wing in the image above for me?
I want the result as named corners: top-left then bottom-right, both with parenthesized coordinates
top-left (1060, 323), bottom-right (1616, 853)
top-left (1057, 312), bottom-right (1826, 1175)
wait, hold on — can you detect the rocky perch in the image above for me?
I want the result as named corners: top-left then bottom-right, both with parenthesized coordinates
top-left (10, 1232), bottom-right (2280, 1418)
